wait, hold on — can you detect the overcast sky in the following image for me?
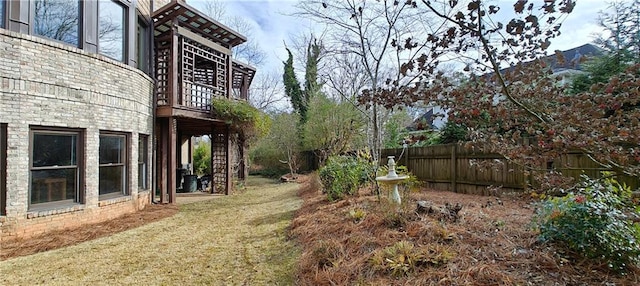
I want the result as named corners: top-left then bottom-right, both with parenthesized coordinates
top-left (189, 0), bottom-right (613, 73)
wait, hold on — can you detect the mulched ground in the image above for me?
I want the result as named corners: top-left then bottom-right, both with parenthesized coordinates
top-left (290, 175), bottom-right (640, 285)
top-left (0, 204), bottom-right (178, 260)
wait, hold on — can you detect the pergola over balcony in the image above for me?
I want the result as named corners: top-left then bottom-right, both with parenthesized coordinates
top-left (232, 60), bottom-right (256, 100)
top-left (153, 0), bottom-right (255, 117)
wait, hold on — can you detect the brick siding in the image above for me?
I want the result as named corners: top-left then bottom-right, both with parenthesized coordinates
top-left (0, 29), bottom-right (154, 241)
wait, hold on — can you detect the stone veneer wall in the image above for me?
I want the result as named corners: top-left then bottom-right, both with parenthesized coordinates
top-left (0, 28), bottom-right (154, 241)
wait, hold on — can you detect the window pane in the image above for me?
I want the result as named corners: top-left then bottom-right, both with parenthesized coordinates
top-left (0, 1), bottom-right (6, 29)
top-left (138, 136), bottom-right (148, 189)
top-left (99, 0), bottom-right (125, 61)
top-left (34, 0), bottom-right (79, 46)
top-left (33, 133), bottom-right (77, 167)
top-left (31, 169), bottom-right (77, 204)
top-left (136, 19), bottom-right (149, 73)
top-left (100, 135), bottom-right (125, 164)
top-left (99, 166), bottom-right (124, 195)
top-left (138, 163), bottom-right (146, 189)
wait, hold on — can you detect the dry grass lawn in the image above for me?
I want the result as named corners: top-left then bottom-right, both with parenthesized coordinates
top-left (0, 176), bottom-right (301, 285)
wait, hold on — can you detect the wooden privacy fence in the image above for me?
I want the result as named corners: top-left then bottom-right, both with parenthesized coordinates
top-left (381, 144), bottom-right (639, 195)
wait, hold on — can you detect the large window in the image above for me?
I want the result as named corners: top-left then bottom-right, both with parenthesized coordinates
top-left (33, 0), bottom-right (80, 46)
top-left (138, 135), bottom-right (149, 190)
top-left (1, 124), bottom-right (6, 215)
top-left (30, 128), bottom-right (83, 206)
top-left (99, 0), bottom-right (126, 62)
top-left (99, 133), bottom-right (128, 198)
top-left (136, 17), bottom-right (150, 73)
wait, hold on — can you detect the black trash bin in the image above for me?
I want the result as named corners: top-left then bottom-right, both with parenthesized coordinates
top-left (183, 174), bottom-right (198, 192)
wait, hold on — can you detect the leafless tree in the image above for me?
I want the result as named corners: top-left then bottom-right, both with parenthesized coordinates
top-left (249, 70), bottom-right (289, 113)
top-left (200, 0), bottom-right (266, 67)
top-left (294, 0), bottom-right (432, 162)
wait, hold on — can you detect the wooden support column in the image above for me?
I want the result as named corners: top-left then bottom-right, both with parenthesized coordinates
top-left (159, 119), bottom-right (168, 203)
top-left (169, 18), bottom-right (179, 107)
top-left (225, 124), bottom-right (231, 195)
top-left (210, 124), bottom-right (215, 192)
top-left (226, 52), bottom-right (233, 99)
top-left (241, 74), bottom-right (249, 100)
top-left (168, 118), bottom-right (177, 203)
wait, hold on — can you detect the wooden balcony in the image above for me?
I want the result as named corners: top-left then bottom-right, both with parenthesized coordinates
top-left (153, 0), bottom-right (255, 120)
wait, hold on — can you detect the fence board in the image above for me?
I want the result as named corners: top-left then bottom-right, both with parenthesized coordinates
top-left (381, 144), bottom-right (639, 195)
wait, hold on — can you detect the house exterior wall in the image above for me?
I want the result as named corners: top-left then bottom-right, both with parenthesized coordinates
top-left (154, 0), bottom-right (172, 11)
top-left (0, 28), bottom-right (154, 241)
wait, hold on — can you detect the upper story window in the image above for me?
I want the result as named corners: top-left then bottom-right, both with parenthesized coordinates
top-left (0, 1), bottom-right (6, 29)
top-left (33, 0), bottom-right (80, 46)
top-left (136, 17), bottom-right (150, 73)
top-left (99, 0), bottom-right (126, 62)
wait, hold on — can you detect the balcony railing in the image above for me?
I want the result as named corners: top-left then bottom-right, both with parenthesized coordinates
top-left (154, 27), bottom-right (255, 116)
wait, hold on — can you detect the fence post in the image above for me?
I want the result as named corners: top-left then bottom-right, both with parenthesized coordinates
top-left (451, 144), bottom-right (457, 192)
top-left (404, 146), bottom-right (409, 169)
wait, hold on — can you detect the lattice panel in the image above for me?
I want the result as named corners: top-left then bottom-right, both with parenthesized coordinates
top-left (181, 37), bottom-right (228, 111)
top-left (155, 46), bottom-right (171, 106)
top-left (211, 129), bottom-right (228, 193)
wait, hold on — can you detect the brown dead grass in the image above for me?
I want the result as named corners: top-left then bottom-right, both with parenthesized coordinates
top-left (0, 204), bottom-right (178, 260)
top-left (0, 176), bottom-right (302, 285)
top-left (291, 174), bottom-right (640, 285)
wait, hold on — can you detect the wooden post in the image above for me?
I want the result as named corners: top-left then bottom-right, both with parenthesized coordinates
top-left (227, 51), bottom-right (233, 99)
top-left (168, 118), bottom-right (177, 203)
top-left (241, 74), bottom-right (249, 100)
top-left (159, 119), bottom-right (168, 203)
top-left (170, 18), bottom-right (179, 107)
top-left (225, 124), bottom-right (231, 195)
top-left (451, 144), bottom-right (457, 192)
top-left (404, 146), bottom-right (409, 169)
top-left (210, 125), bottom-right (215, 193)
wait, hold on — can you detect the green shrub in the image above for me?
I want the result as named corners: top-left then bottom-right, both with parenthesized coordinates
top-left (318, 154), bottom-right (373, 201)
top-left (533, 175), bottom-right (640, 273)
top-left (211, 98), bottom-right (271, 141)
top-left (437, 121), bottom-right (468, 144)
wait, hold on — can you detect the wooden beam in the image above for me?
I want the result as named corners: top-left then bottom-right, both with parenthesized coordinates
top-left (177, 26), bottom-right (231, 55)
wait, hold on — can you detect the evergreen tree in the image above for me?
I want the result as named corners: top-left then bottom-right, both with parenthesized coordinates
top-left (282, 48), bottom-right (305, 122)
